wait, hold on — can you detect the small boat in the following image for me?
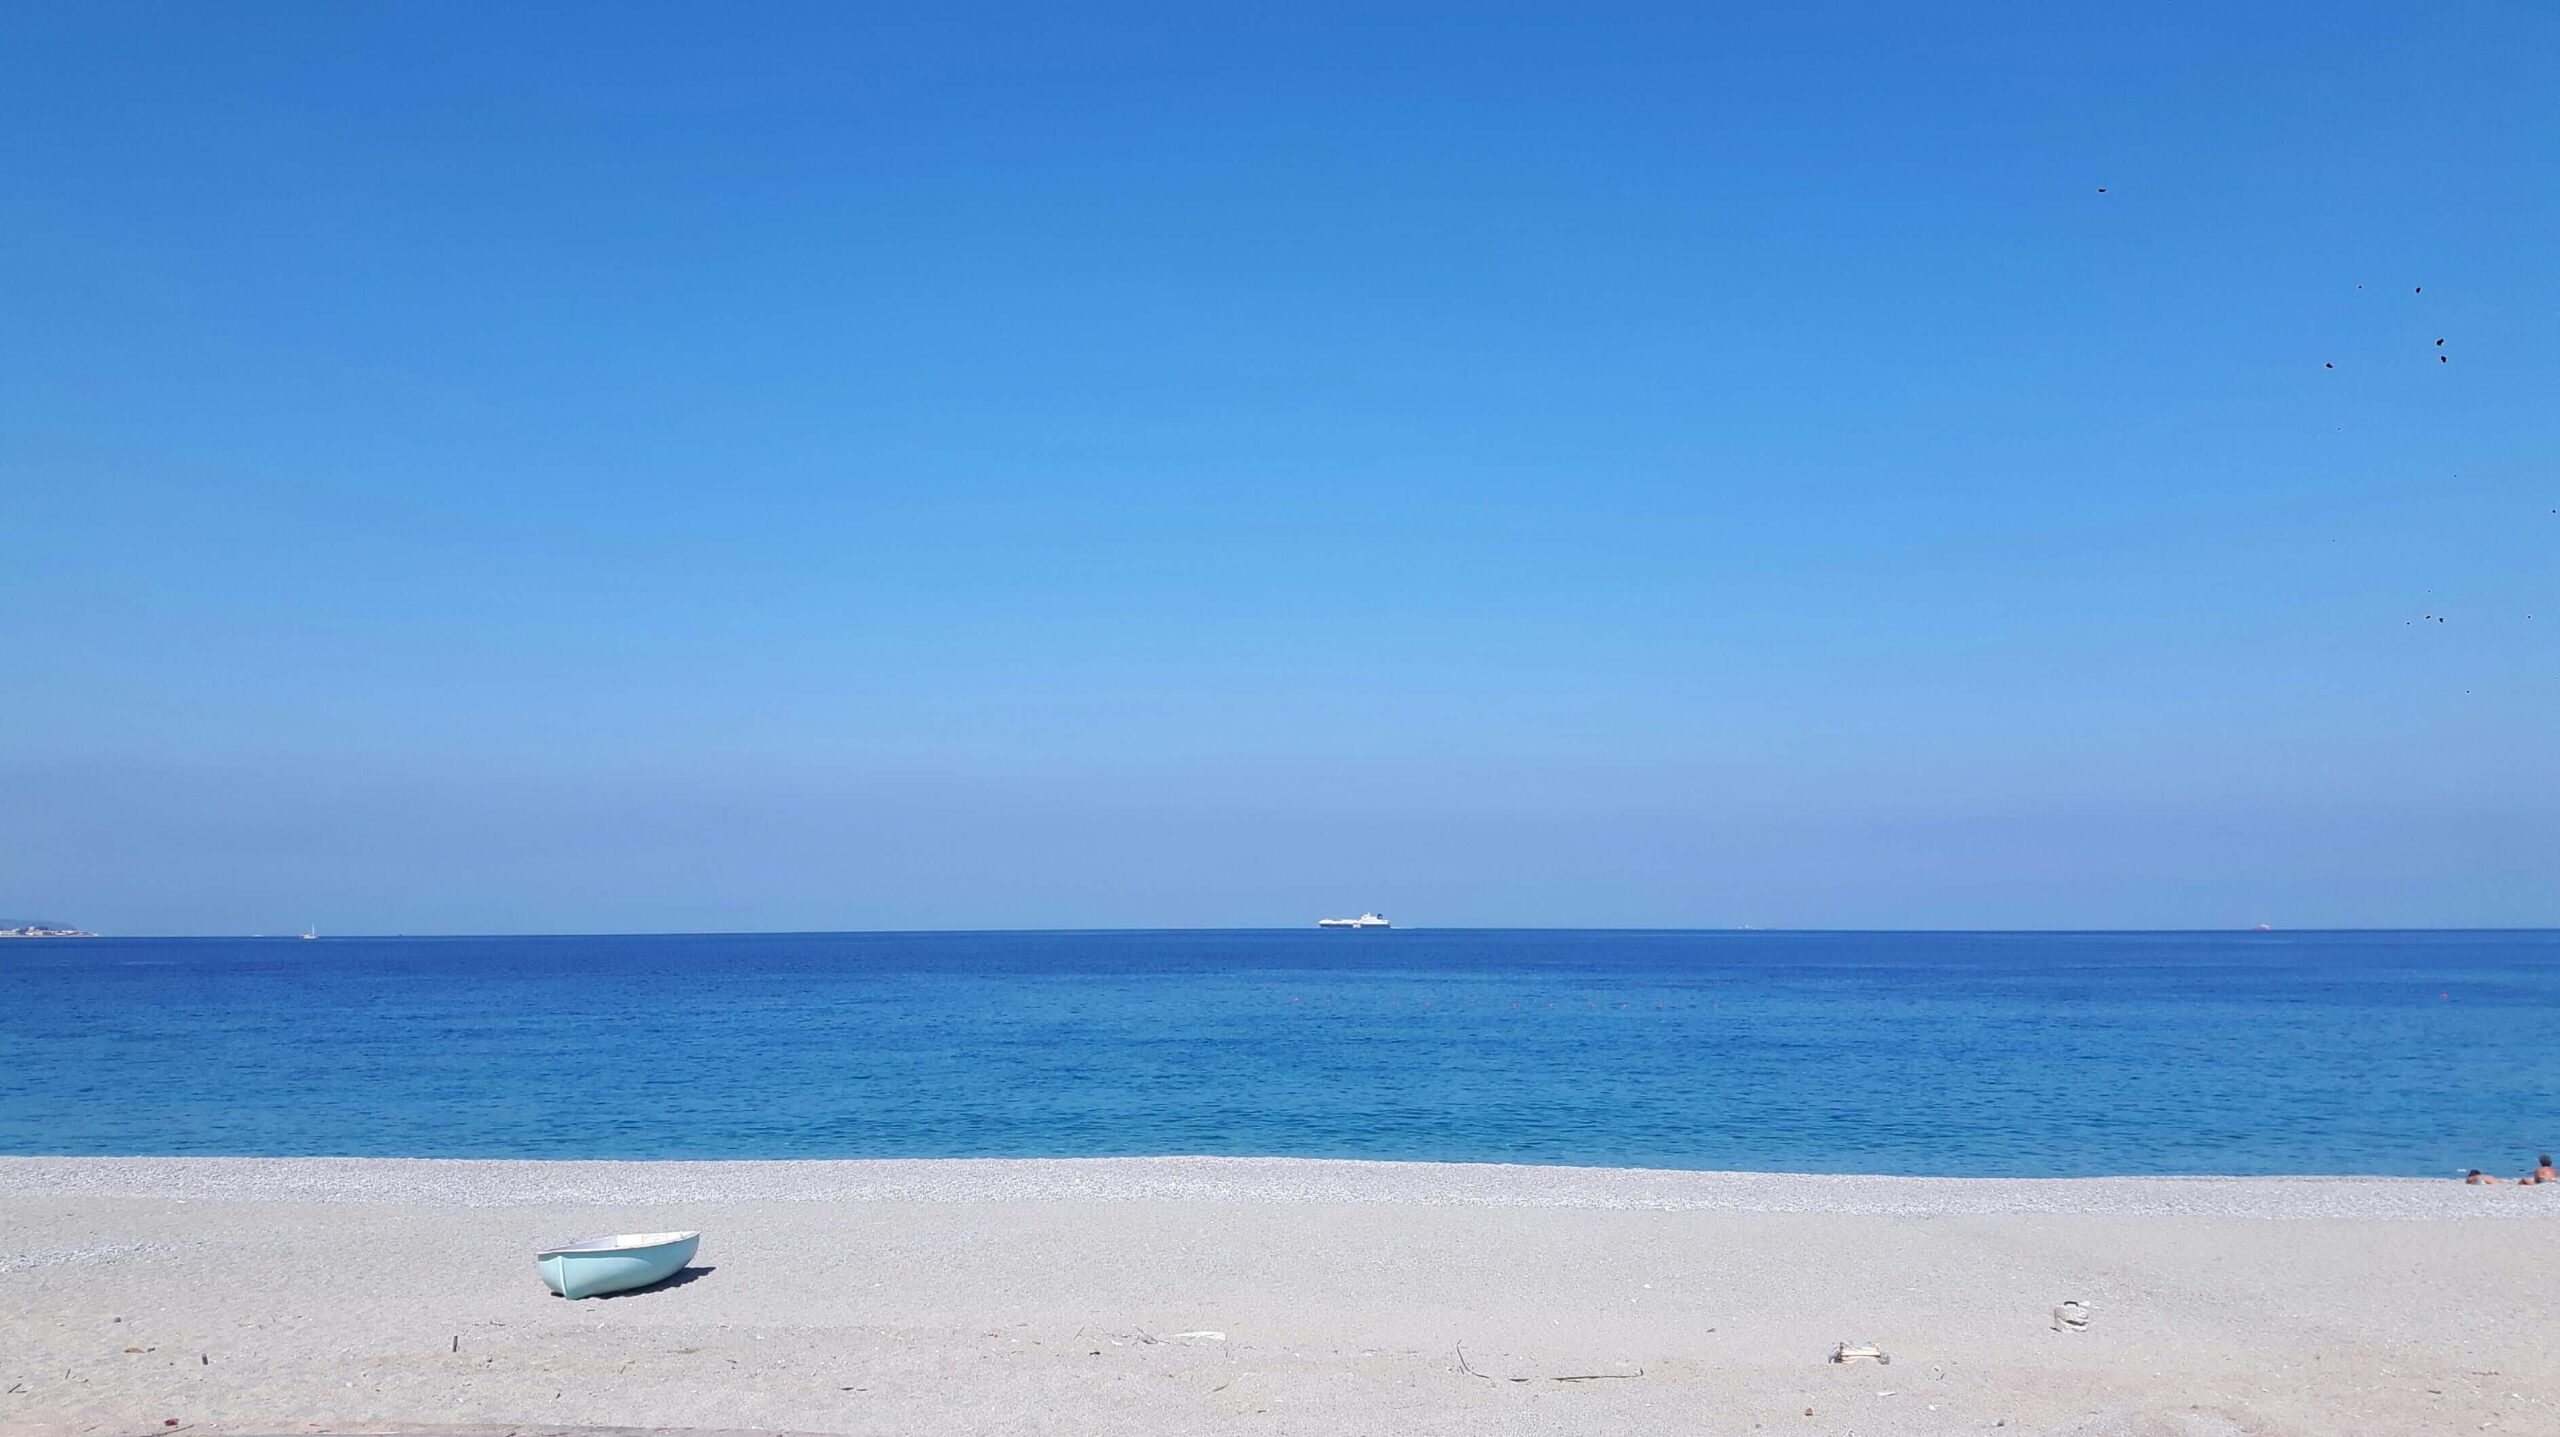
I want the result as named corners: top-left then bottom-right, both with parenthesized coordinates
top-left (535, 1231), bottom-right (700, 1299)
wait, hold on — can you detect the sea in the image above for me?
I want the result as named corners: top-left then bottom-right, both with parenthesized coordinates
top-left (2, 929), bottom-right (2553, 1177)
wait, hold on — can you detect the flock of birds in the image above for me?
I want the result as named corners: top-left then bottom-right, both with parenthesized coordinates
top-left (2097, 186), bottom-right (2532, 660)
top-left (2308, 269), bottom-right (2531, 645)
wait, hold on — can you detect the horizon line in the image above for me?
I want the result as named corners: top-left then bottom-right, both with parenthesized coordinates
top-left (28, 924), bottom-right (2560, 941)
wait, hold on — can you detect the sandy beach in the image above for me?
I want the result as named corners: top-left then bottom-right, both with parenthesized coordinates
top-left (3, 1157), bottom-right (2555, 1437)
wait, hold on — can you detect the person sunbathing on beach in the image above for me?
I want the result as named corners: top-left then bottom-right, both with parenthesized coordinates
top-left (2525, 1155), bottom-right (2556, 1185)
top-left (2464, 1169), bottom-right (2504, 1184)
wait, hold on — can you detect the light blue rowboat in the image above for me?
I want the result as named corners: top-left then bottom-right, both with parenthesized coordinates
top-left (535, 1231), bottom-right (700, 1299)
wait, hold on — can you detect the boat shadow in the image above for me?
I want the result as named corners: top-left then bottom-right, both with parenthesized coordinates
top-left (583, 1264), bottom-right (716, 1299)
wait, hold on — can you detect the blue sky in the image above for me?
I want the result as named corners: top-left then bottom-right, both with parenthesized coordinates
top-left (3, 2), bottom-right (2552, 933)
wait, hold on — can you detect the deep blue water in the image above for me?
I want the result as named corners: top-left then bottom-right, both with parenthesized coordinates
top-left (2, 929), bottom-right (2554, 1176)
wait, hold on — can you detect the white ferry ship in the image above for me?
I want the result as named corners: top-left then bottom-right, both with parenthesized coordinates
top-left (1317, 912), bottom-right (1391, 929)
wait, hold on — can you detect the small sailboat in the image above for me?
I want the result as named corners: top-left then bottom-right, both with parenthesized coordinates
top-left (300, 924), bottom-right (317, 940)
top-left (535, 1231), bottom-right (701, 1299)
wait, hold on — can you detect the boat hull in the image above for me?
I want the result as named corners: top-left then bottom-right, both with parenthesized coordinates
top-left (536, 1232), bottom-right (700, 1299)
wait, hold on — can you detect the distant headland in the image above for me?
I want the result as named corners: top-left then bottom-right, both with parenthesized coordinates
top-left (0, 921), bottom-right (95, 938)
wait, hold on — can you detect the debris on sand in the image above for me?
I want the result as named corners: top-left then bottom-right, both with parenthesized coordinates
top-left (1456, 1344), bottom-right (1645, 1382)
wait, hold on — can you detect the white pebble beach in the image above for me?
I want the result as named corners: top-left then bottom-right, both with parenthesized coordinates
top-left (4, 1156), bottom-right (2555, 1436)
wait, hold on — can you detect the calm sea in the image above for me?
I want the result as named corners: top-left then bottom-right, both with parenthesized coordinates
top-left (3, 929), bottom-right (2553, 1176)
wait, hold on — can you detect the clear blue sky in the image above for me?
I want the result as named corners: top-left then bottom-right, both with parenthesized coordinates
top-left (3, 2), bottom-right (2552, 934)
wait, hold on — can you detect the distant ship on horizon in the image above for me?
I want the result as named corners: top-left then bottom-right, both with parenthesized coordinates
top-left (1317, 912), bottom-right (1391, 929)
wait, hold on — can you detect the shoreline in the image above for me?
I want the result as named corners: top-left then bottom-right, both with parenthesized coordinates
top-left (6, 1156), bottom-right (2555, 1436)
top-left (4, 1153), bottom-right (2555, 1220)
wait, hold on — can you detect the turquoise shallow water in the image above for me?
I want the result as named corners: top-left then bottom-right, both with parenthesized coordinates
top-left (2, 929), bottom-right (2553, 1176)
